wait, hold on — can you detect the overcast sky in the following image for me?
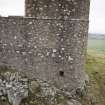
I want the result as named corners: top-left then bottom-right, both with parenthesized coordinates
top-left (89, 0), bottom-right (105, 34)
top-left (0, 0), bottom-right (105, 34)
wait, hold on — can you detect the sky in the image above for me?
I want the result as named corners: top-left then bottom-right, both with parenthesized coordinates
top-left (0, 0), bottom-right (105, 34)
top-left (0, 0), bottom-right (25, 16)
top-left (89, 0), bottom-right (105, 34)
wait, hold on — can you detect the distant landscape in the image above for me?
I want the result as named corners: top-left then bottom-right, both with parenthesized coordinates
top-left (88, 33), bottom-right (105, 54)
top-left (88, 33), bottom-right (105, 40)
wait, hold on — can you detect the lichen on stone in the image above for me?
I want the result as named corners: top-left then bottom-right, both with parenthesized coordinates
top-left (0, 70), bottom-right (85, 105)
top-left (0, 71), bottom-right (29, 105)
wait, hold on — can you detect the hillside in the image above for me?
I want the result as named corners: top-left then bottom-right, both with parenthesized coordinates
top-left (83, 34), bottom-right (105, 105)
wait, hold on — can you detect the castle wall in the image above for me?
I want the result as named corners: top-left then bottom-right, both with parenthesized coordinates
top-left (25, 0), bottom-right (90, 19)
top-left (0, 16), bottom-right (89, 91)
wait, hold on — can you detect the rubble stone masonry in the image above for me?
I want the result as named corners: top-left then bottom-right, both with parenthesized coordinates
top-left (0, 0), bottom-right (90, 92)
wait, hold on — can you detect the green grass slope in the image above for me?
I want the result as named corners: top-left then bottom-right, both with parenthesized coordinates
top-left (83, 38), bottom-right (105, 105)
top-left (85, 54), bottom-right (105, 105)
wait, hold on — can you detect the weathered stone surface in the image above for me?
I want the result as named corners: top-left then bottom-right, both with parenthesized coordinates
top-left (0, 71), bottom-right (85, 105)
top-left (68, 99), bottom-right (82, 105)
top-left (25, 0), bottom-right (90, 19)
top-left (0, 16), bottom-right (89, 92)
top-left (0, 72), bottom-right (29, 105)
top-left (29, 80), bottom-right (40, 93)
top-left (0, 0), bottom-right (90, 105)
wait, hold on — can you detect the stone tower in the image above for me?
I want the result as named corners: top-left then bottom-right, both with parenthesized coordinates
top-left (24, 0), bottom-right (90, 91)
top-left (25, 0), bottom-right (90, 19)
top-left (25, 0), bottom-right (90, 92)
top-left (0, 0), bottom-right (90, 93)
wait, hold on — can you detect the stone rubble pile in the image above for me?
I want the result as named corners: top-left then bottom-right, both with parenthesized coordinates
top-left (0, 72), bottom-right (29, 105)
top-left (29, 79), bottom-right (82, 105)
top-left (0, 71), bottom-right (83, 105)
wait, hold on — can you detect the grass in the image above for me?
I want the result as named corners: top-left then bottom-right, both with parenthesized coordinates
top-left (83, 38), bottom-right (105, 105)
top-left (85, 53), bottom-right (105, 105)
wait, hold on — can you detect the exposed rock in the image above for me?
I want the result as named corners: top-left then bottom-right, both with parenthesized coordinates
top-left (0, 71), bottom-right (88, 105)
top-left (38, 80), bottom-right (58, 97)
top-left (29, 80), bottom-right (40, 93)
top-left (67, 100), bottom-right (82, 105)
top-left (0, 72), bottom-right (29, 105)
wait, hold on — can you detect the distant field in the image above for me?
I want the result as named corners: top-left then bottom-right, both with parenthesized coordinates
top-left (88, 39), bottom-right (105, 54)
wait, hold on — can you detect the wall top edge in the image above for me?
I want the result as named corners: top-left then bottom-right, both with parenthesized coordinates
top-left (0, 16), bottom-right (89, 22)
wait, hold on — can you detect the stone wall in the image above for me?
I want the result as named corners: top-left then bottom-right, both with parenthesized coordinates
top-left (25, 0), bottom-right (90, 19)
top-left (0, 16), bottom-right (89, 92)
top-left (24, 0), bottom-right (90, 92)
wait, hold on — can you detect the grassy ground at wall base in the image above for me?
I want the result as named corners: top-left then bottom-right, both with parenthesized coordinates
top-left (82, 49), bottom-right (105, 105)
